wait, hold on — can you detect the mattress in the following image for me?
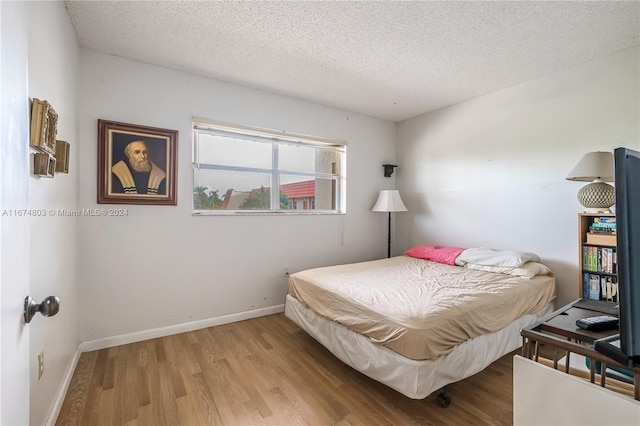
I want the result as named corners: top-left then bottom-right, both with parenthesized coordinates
top-left (288, 255), bottom-right (556, 360)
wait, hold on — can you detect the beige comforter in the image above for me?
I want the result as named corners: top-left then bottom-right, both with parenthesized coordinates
top-left (288, 256), bottom-right (556, 360)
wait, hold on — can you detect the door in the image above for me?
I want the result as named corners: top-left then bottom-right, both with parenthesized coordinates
top-left (1, 2), bottom-right (31, 424)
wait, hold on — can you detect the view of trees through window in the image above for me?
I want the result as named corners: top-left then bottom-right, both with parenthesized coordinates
top-left (194, 186), bottom-right (291, 210)
top-left (192, 119), bottom-right (346, 214)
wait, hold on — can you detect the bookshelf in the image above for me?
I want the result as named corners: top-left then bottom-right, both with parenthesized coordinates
top-left (578, 213), bottom-right (617, 300)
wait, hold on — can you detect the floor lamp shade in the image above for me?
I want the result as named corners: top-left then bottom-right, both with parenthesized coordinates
top-left (372, 190), bottom-right (407, 258)
top-left (371, 190), bottom-right (408, 213)
top-left (566, 151), bottom-right (615, 213)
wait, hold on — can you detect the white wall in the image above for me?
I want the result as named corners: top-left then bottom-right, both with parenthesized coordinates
top-left (77, 50), bottom-right (396, 342)
top-left (26, 2), bottom-right (79, 424)
top-left (396, 47), bottom-right (640, 307)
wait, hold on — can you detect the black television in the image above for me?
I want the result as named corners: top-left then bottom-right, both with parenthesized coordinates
top-left (594, 147), bottom-right (640, 366)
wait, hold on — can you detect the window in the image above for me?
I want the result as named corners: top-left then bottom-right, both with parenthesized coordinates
top-left (192, 118), bottom-right (346, 214)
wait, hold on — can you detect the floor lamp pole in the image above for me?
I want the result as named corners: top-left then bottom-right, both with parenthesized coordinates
top-left (372, 189), bottom-right (407, 258)
top-left (387, 211), bottom-right (391, 258)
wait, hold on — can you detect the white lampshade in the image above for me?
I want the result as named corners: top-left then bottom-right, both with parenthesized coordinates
top-left (566, 151), bottom-right (614, 182)
top-left (566, 151), bottom-right (615, 213)
top-left (372, 190), bottom-right (408, 212)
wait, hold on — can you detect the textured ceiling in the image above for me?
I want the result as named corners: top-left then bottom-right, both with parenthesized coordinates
top-left (64, 1), bottom-right (639, 122)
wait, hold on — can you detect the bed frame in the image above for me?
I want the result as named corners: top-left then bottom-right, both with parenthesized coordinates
top-left (285, 293), bottom-right (554, 405)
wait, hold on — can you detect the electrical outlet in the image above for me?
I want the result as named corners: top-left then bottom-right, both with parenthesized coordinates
top-left (37, 351), bottom-right (44, 380)
top-left (284, 267), bottom-right (290, 276)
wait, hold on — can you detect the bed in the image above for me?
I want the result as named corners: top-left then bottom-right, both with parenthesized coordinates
top-left (284, 246), bottom-right (556, 404)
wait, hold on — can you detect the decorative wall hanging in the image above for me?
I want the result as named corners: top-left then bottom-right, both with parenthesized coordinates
top-left (34, 153), bottom-right (56, 178)
top-left (98, 120), bottom-right (178, 205)
top-left (54, 140), bottom-right (70, 173)
top-left (30, 98), bottom-right (58, 156)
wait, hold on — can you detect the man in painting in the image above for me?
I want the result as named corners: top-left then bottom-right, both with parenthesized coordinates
top-left (111, 140), bottom-right (166, 195)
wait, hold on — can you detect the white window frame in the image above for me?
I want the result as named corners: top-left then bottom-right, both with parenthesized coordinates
top-left (192, 117), bottom-right (347, 215)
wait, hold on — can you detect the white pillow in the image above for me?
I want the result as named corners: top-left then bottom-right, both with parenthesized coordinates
top-left (455, 247), bottom-right (541, 268)
top-left (463, 261), bottom-right (553, 279)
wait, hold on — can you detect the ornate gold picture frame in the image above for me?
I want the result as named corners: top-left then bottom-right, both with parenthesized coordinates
top-left (30, 98), bottom-right (58, 156)
top-left (98, 120), bottom-right (178, 205)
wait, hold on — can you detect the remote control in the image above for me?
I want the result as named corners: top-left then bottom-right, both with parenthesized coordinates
top-left (576, 315), bottom-right (619, 332)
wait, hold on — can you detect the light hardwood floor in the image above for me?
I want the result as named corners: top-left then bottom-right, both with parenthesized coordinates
top-left (56, 313), bottom-right (517, 425)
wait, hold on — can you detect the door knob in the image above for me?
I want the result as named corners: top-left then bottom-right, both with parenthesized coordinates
top-left (24, 296), bottom-right (60, 323)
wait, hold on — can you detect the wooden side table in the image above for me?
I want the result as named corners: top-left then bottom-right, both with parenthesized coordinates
top-left (521, 299), bottom-right (640, 400)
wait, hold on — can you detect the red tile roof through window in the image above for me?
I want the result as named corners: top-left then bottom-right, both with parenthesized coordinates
top-left (280, 180), bottom-right (315, 198)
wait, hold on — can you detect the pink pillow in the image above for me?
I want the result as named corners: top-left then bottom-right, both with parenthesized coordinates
top-left (404, 245), bottom-right (466, 265)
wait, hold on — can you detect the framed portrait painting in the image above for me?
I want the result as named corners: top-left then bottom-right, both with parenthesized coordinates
top-left (98, 120), bottom-right (178, 205)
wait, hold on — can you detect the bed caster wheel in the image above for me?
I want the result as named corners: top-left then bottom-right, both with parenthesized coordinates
top-left (437, 392), bottom-right (451, 408)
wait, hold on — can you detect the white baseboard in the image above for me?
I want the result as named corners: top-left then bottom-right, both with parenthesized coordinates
top-left (45, 346), bottom-right (81, 426)
top-left (78, 304), bottom-right (285, 352)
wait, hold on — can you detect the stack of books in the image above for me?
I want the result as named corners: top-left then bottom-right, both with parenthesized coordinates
top-left (589, 216), bottom-right (616, 234)
top-left (586, 217), bottom-right (616, 245)
top-left (583, 217), bottom-right (618, 301)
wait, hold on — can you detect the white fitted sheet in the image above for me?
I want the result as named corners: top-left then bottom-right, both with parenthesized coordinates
top-left (288, 256), bottom-right (556, 360)
top-left (285, 293), bottom-right (554, 399)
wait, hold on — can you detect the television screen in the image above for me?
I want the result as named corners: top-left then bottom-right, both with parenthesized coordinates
top-left (594, 147), bottom-right (640, 366)
top-left (614, 147), bottom-right (640, 363)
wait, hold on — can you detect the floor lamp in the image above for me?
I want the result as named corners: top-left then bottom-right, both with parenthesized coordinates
top-left (372, 190), bottom-right (408, 258)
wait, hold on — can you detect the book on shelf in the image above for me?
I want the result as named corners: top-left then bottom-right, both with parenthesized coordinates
top-left (589, 227), bottom-right (616, 234)
top-left (589, 225), bottom-right (616, 235)
top-left (603, 276), bottom-right (619, 303)
top-left (589, 274), bottom-right (601, 300)
top-left (582, 272), bottom-right (618, 302)
top-left (591, 222), bottom-right (616, 229)
top-left (583, 272), bottom-right (590, 298)
top-left (608, 248), bottom-right (615, 274)
top-left (610, 277), bottom-right (618, 302)
top-left (593, 217), bottom-right (616, 224)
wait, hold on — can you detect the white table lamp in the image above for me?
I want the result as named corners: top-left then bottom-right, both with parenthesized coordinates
top-left (566, 151), bottom-right (615, 213)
